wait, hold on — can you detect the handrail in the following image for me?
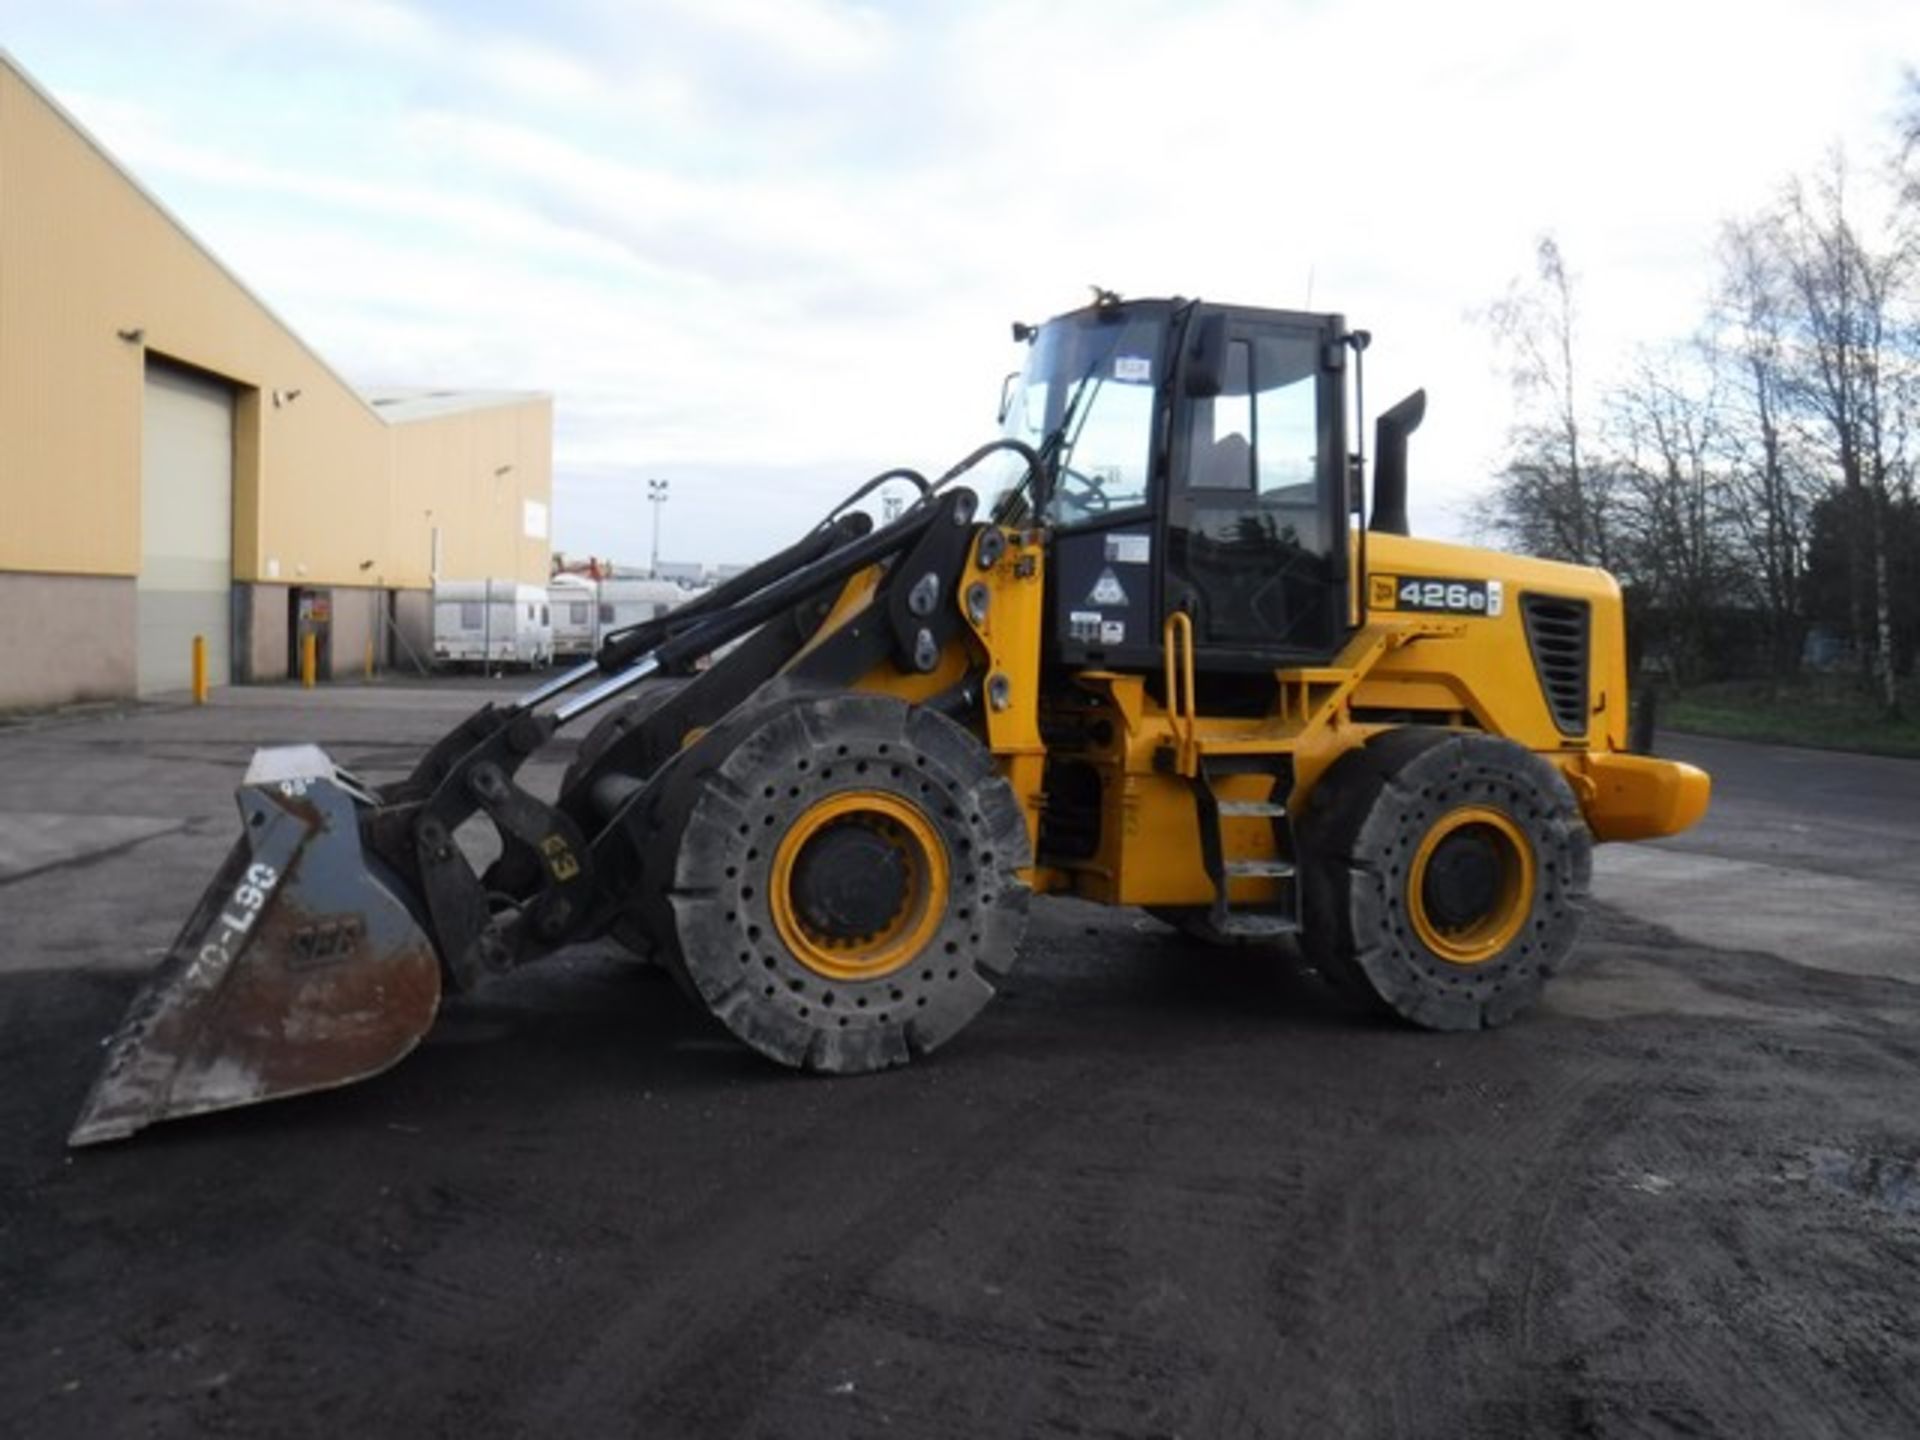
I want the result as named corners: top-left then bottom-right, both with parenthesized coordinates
top-left (1162, 610), bottom-right (1198, 774)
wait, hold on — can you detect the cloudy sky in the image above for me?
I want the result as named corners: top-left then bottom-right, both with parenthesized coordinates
top-left (4, 1), bottom-right (1913, 567)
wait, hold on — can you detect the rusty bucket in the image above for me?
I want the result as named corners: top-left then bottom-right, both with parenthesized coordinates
top-left (69, 746), bottom-right (442, 1147)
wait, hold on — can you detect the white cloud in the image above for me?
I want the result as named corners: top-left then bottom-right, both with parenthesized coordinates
top-left (10, 0), bottom-right (1917, 564)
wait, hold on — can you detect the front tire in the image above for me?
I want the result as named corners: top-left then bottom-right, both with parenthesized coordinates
top-left (641, 692), bottom-right (1031, 1073)
top-left (1299, 729), bottom-right (1591, 1030)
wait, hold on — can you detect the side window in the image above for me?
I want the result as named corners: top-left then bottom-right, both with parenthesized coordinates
top-left (1168, 320), bottom-right (1338, 654)
top-left (459, 602), bottom-right (481, 629)
top-left (1250, 333), bottom-right (1324, 551)
top-left (1188, 340), bottom-right (1254, 490)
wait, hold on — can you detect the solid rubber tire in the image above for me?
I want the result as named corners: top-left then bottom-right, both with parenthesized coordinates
top-left (639, 691), bottom-right (1032, 1073)
top-left (1298, 728), bottom-right (1592, 1030)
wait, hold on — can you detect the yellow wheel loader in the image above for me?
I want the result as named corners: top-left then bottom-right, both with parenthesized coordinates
top-left (69, 294), bottom-right (1711, 1146)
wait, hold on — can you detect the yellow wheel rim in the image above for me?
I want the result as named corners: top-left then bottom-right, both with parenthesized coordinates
top-left (770, 790), bottom-right (949, 982)
top-left (1406, 805), bottom-right (1535, 966)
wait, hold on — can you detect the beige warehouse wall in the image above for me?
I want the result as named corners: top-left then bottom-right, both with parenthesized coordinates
top-left (0, 57), bottom-right (552, 592)
top-left (0, 573), bottom-right (134, 708)
top-left (387, 398), bottom-right (554, 589)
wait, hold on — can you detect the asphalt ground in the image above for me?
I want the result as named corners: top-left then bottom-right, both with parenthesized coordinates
top-left (3, 678), bottom-right (1918, 1438)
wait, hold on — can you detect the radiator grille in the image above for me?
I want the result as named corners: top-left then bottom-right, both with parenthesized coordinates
top-left (1521, 595), bottom-right (1591, 737)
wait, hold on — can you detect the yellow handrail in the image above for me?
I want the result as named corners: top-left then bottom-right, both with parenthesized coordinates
top-left (1162, 610), bottom-right (1198, 773)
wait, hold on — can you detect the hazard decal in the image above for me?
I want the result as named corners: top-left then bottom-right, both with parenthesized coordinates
top-left (1087, 568), bottom-right (1129, 606)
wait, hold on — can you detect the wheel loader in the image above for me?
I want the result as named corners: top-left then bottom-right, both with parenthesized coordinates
top-left (69, 293), bottom-right (1711, 1146)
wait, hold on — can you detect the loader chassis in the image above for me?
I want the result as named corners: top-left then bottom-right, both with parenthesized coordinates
top-left (69, 295), bottom-right (1710, 1146)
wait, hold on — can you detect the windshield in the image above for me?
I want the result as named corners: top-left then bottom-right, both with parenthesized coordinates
top-left (995, 306), bottom-right (1168, 526)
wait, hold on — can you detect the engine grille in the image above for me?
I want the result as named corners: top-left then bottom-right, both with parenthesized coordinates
top-left (1521, 594), bottom-right (1591, 737)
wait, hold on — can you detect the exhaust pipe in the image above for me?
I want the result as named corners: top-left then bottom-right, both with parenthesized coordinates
top-left (1369, 388), bottom-right (1426, 537)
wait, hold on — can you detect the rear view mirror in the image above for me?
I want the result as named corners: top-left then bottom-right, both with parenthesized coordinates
top-left (1184, 313), bottom-right (1227, 398)
top-left (998, 371), bottom-right (1019, 425)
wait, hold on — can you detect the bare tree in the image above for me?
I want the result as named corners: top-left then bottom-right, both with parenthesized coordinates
top-left (1708, 219), bottom-right (1816, 678)
top-left (1771, 153), bottom-right (1912, 713)
top-left (1608, 347), bottom-right (1727, 682)
top-left (1484, 236), bottom-right (1617, 567)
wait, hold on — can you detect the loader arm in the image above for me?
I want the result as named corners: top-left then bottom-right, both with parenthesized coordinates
top-left (69, 461), bottom-right (1012, 1146)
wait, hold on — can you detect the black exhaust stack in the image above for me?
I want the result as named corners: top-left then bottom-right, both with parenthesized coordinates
top-left (1369, 389), bottom-right (1426, 537)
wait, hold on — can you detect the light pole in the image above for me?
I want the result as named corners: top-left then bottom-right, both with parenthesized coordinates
top-left (648, 477), bottom-right (670, 579)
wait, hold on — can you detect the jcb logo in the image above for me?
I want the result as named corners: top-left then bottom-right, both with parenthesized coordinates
top-left (287, 917), bottom-right (366, 970)
top-left (540, 834), bottom-right (580, 882)
top-left (1369, 574), bottom-right (1398, 609)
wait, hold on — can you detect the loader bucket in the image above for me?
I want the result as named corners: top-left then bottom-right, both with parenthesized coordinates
top-left (69, 745), bottom-right (442, 1147)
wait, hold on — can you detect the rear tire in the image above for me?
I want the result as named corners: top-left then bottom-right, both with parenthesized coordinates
top-left (640, 692), bottom-right (1031, 1073)
top-left (1299, 728), bottom-right (1591, 1030)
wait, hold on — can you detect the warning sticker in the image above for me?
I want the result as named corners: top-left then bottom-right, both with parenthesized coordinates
top-left (1087, 568), bottom-right (1129, 606)
top-left (1068, 610), bottom-right (1102, 641)
top-left (1114, 355), bottom-right (1151, 383)
top-left (1099, 620), bottom-right (1126, 645)
top-left (1104, 533), bottom-right (1150, 565)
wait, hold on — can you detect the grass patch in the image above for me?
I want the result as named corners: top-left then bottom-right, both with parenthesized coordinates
top-left (1660, 677), bottom-right (1920, 758)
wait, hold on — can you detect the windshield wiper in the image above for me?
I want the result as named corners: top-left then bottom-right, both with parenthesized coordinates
top-left (991, 332), bottom-right (1119, 526)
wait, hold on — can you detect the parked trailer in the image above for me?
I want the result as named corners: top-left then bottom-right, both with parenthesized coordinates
top-left (548, 574), bottom-right (599, 658)
top-left (597, 578), bottom-right (698, 636)
top-left (432, 581), bottom-right (554, 670)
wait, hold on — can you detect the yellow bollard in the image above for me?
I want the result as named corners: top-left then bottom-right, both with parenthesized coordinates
top-left (364, 636), bottom-right (375, 679)
top-left (191, 635), bottom-right (208, 705)
top-left (301, 632), bottom-right (318, 689)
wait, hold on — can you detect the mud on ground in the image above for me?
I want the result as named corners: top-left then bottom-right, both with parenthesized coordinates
top-left (4, 900), bottom-right (1918, 1440)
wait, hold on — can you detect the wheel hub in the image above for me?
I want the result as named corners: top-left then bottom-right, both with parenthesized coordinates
top-left (770, 790), bottom-right (950, 982)
top-left (1406, 805), bottom-right (1536, 966)
top-left (1421, 829), bottom-right (1502, 930)
top-left (789, 822), bottom-right (911, 941)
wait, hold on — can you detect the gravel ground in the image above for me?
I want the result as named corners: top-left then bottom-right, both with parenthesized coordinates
top-left (2, 685), bottom-right (1917, 1439)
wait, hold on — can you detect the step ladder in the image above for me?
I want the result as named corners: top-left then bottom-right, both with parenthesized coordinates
top-left (1188, 753), bottom-right (1301, 939)
top-left (1161, 610), bottom-right (1302, 939)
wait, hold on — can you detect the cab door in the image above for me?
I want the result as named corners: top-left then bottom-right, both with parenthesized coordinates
top-left (1164, 313), bottom-right (1347, 665)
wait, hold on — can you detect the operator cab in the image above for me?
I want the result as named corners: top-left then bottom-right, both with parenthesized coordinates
top-left (999, 296), bottom-right (1352, 674)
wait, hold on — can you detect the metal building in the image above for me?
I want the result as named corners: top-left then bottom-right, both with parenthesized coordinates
top-left (0, 53), bottom-right (555, 709)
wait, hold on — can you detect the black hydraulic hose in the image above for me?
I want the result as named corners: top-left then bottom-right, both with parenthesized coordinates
top-left (925, 437), bottom-right (1044, 529)
top-left (545, 491), bottom-right (966, 731)
top-left (594, 512), bottom-right (870, 672)
top-left (594, 458), bottom-right (943, 673)
top-left (825, 467), bottom-right (932, 522)
top-left (643, 493), bottom-right (955, 673)
top-left (931, 437), bottom-right (1043, 493)
top-left (585, 445), bottom-right (1005, 690)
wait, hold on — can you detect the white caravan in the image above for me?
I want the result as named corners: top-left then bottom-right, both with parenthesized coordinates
top-left (432, 580), bottom-right (554, 670)
top-left (597, 578), bottom-right (697, 639)
top-left (547, 574), bottom-right (600, 658)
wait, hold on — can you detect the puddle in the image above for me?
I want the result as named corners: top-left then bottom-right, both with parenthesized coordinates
top-left (1793, 1146), bottom-right (1920, 1213)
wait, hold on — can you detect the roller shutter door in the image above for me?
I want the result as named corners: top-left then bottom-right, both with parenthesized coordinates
top-left (138, 362), bottom-right (233, 695)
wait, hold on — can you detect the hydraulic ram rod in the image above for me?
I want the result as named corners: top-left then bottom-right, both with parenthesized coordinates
top-left (533, 490), bottom-right (965, 734)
